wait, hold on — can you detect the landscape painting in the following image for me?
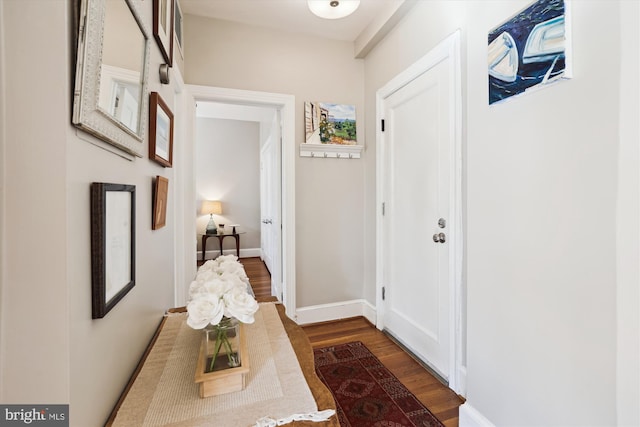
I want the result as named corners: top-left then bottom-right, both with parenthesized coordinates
top-left (304, 102), bottom-right (357, 145)
top-left (488, 0), bottom-right (571, 105)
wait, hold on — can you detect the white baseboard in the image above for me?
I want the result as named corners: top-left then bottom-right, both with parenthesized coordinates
top-left (295, 299), bottom-right (376, 325)
top-left (200, 248), bottom-right (261, 261)
top-left (459, 403), bottom-right (495, 427)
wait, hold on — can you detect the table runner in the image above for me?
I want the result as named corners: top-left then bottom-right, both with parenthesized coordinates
top-left (112, 302), bottom-right (317, 426)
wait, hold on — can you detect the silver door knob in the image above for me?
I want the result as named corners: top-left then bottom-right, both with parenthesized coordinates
top-left (262, 219), bottom-right (272, 224)
top-left (438, 218), bottom-right (446, 228)
top-left (433, 233), bottom-right (446, 243)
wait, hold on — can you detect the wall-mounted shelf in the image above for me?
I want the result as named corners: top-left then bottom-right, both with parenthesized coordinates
top-left (299, 143), bottom-right (363, 159)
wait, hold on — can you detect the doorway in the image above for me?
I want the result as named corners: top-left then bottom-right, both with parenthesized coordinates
top-left (375, 31), bottom-right (464, 394)
top-left (181, 85), bottom-right (297, 319)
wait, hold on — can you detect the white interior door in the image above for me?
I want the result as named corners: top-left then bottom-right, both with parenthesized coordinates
top-left (380, 41), bottom-right (457, 381)
top-left (260, 112), bottom-right (282, 299)
top-left (260, 139), bottom-right (274, 271)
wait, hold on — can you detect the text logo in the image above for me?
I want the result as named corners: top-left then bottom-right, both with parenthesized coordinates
top-left (0, 405), bottom-right (68, 426)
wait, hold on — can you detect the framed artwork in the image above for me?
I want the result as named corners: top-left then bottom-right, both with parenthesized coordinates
top-left (153, 0), bottom-right (174, 66)
top-left (304, 102), bottom-right (357, 145)
top-left (488, 0), bottom-right (572, 105)
top-left (174, 0), bottom-right (184, 60)
top-left (90, 183), bottom-right (136, 319)
top-left (300, 101), bottom-right (362, 159)
top-left (152, 176), bottom-right (169, 230)
top-left (149, 92), bottom-right (174, 167)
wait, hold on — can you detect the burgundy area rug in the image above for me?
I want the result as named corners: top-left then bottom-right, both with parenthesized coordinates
top-left (313, 341), bottom-right (444, 427)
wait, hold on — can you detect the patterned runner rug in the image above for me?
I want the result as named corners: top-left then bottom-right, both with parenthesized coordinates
top-left (313, 341), bottom-right (444, 427)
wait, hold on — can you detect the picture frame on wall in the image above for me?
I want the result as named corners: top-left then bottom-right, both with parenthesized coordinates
top-left (488, 0), bottom-right (572, 105)
top-left (300, 101), bottom-right (363, 159)
top-left (152, 176), bottom-right (169, 230)
top-left (153, 0), bottom-right (174, 66)
top-left (149, 92), bottom-right (174, 167)
top-left (174, 0), bottom-right (184, 60)
top-left (90, 182), bottom-right (136, 319)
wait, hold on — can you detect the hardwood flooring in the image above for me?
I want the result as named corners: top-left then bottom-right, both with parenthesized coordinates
top-left (199, 256), bottom-right (464, 426)
top-left (239, 257), bottom-right (272, 298)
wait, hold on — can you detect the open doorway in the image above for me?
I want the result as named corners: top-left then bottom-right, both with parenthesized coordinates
top-left (194, 101), bottom-right (281, 299)
top-left (181, 85), bottom-right (297, 319)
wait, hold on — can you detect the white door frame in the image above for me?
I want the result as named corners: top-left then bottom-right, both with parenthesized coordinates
top-left (375, 30), bottom-right (464, 394)
top-left (184, 85), bottom-right (296, 319)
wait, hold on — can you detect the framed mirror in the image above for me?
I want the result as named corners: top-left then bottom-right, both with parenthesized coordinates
top-left (73, 0), bottom-right (151, 157)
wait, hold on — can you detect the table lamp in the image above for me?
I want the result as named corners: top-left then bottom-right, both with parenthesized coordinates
top-left (202, 200), bottom-right (222, 235)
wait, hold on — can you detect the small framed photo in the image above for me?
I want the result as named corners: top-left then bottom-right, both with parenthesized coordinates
top-left (91, 183), bottom-right (136, 319)
top-left (153, 176), bottom-right (169, 230)
top-left (149, 92), bottom-right (174, 167)
top-left (153, 0), bottom-right (174, 65)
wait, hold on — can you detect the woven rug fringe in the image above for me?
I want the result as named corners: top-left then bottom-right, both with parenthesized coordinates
top-left (254, 409), bottom-right (336, 426)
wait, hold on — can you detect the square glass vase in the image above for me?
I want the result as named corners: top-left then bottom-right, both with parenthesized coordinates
top-left (194, 321), bottom-right (250, 398)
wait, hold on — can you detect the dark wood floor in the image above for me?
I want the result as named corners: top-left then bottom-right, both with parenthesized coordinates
top-left (239, 257), bottom-right (272, 297)
top-left (199, 256), bottom-right (464, 426)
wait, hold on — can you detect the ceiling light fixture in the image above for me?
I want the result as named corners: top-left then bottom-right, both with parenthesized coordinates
top-left (307, 0), bottom-right (361, 20)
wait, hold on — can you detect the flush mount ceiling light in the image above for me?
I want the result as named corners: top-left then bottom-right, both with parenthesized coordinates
top-left (307, 0), bottom-right (361, 19)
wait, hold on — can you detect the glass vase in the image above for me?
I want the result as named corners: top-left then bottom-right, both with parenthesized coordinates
top-left (204, 318), bottom-right (241, 373)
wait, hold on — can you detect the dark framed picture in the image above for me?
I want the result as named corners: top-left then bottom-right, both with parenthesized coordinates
top-left (91, 183), bottom-right (136, 319)
top-left (153, 176), bottom-right (169, 230)
top-left (153, 0), bottom-right (174, 66)
top-left (149, 92), bottom-right (174, 167)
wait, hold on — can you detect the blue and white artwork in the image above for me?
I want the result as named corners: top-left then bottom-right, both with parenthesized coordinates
top-left (488, 0), bottom-right (571, 105)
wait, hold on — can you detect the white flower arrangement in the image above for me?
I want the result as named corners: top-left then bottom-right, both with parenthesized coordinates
top-left (187, 255), bottom-right (259, 329)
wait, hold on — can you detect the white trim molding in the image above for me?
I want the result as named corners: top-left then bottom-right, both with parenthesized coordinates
top-left (459, 403), bottom-right (495, 427)
top-left (296, 299), bottom-right (376, 325)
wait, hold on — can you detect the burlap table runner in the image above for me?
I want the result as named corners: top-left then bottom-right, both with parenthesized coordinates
top-left (112, 302), bottom-right (317, 426)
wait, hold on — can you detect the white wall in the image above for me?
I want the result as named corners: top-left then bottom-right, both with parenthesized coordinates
top-left (1, 0), bottom-right (70, 404)
top-left (616, 2), bottom-right (640, 425)
top-left (184, 16), bottom-right (366, 307)
top-left (195, 118), bottom-right (261, 253)
top-left (364, 1), bottom-right (634, 425)
top-left (0, 0), bottom-right (179, 425)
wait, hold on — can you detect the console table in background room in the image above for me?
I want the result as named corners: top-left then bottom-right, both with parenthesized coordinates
top-left (201, 231), bottom-right (246, 261)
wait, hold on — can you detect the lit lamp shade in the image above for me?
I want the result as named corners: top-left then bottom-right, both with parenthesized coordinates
top-left (307, 0), bottom-right (360, 19)
top-left (202, 200), bottom-right (222, 235)
top-left (202, 200), bottom-right (222, 215)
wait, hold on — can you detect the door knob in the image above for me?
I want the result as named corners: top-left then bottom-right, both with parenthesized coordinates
top-left (262, 219), bottom-right (272, 224)
top-left (432, 233), bottom-right (446, 243)
top-left (438, 218), bottom-right (446, 228)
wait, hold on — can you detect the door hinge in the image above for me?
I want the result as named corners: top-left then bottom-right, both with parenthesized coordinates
top-left (382, 286), bottom-right (386, 301)
top-left (382, 202), bottom-right (385, 216)
top-left (381, 119), bottom-right (385, 132)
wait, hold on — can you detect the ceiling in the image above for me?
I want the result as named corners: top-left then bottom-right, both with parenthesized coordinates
top-left (179, 0), bottom-right (402, 42)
